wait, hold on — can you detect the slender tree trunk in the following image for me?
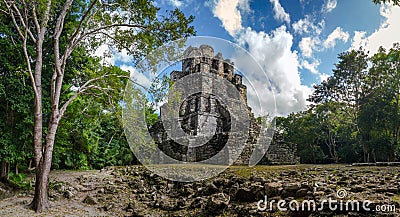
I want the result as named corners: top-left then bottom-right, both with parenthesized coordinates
top-left (0, 159), bottom-right (7, 180)
top-left (30, 113), bottom-right (59, 212)
top-left (30, 146), bottom-right (52, 212)
top-left (29, 35), bottom-right (45, 212)
top-left (6, 162), bottom-right (10, 176)
top-left (363, 146), bottom-right (367, 163)
top-left (15, 161), bottom-right (18, 175)
top-left (33, 41), bottom-right (43, 170)
top-left (373, 152), bottom-right (376, 163)
top-left (31, 159), bottom-right (49, 212)
top-left (28, 159), bottom-right (33, 171)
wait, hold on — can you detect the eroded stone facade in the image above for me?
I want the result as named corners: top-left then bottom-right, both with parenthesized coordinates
top-left (150, 45), bottom-right (299, 165)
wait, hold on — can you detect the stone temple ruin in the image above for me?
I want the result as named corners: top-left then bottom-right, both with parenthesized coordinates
top-left (150, 45), bottom-right (299, 165)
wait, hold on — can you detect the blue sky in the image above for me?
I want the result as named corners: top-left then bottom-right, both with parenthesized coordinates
top-left (159, 0), bottom-right (389, 84)
top-left (100, 0), bottom-right (400, 115)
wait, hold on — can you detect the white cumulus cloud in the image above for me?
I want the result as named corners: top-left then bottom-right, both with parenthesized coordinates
top-left (238, 0), bottom-right (252, 13)
top-left (210, 0), bottom-right (310, 114)
top-left (93, 44), bottom-right (113, 65)
top-left (236, 26), bottom-right (312, 115)
top-left (301, 59), bottom-right (320, 74)
top-left (169, 0), bottom-right (183, 7)
top-left (120, 65), bottom-right (152, 89)
top-left (292, 15), bottom-right (324, 35)
top-left (350, 4), bottom-right (400, 54)
top-left (211, 0), bottom-right (251, 36)
top-left (323, 0), bottom-right (337, 13)
top-left (269, 0), bottom-right (291, 24)
top-left (350, 31), bottom-right (367, 50)
top-left (299, 37), bottom-right (319, 57)
top-left (324, 27), bottom-right (350, 49)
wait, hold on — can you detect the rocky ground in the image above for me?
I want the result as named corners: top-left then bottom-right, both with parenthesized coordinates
top-left (0, 165), bottom-right (399, 216)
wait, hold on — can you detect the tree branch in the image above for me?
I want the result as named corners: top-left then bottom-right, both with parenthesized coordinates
top-left (99, 31), bottom-right (133, 54)
top-left (52, 0), bottom-right (73, 113)
top-left (11, 3), bottom-right (37, 43)
top-left (86, 23), bottom-right (149, 38)
top-left (42, 0), bottom-right (52, 28)
top-left (59, 74), bottom-right (119, 118)
top-left (67, 0), bottom-right (98, 43)
top-left (3, 0), bottom-right (39, 100)
top-left (54, 0), bottom-right (73, 40)
top-left (31, 2), bottom-right (40, 34)
top-left (59, 74), bottom-right (148, 119)
top-left (0, 8), bottom-right (9, 14)
top-left (4, 0), bottom-right (25, 40)
top-left (71, 23), bottom-right (149, 50)
top-left (22, 30), bottom-right (39, 101)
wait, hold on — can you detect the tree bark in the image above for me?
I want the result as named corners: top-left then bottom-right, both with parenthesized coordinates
top-left (30, 110), bottom-right (60, 212)
top-left (15, 161), bottom-right (18, 175)
top-left (29, 23), bottom-right (46, 213)
top-left (6, 163), bottom-right (9, 175)
top-left (0, 159), bottom-right (7, 180)
top-left (31, 160), bottom-right (49, 212)
top-left (28, 159), bottom-right (33, 171)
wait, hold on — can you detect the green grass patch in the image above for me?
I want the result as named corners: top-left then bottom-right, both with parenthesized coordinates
top-left (7, 172), bottom-right (32, 190)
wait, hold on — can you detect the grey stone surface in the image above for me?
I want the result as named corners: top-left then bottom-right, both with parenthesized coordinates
top-left (150, 45), bottom-right (299, 165)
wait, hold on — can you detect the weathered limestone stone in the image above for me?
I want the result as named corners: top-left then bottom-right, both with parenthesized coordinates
top-left (263, 133), bottom-right (300, 165)
top-left (150, 45), bottom-right (300, 165)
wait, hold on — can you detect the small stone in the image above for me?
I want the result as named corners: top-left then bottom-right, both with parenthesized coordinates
top-left (235, 188), bottom-right (255, 202)
top-left (83, 195), bottom-right (97, 205)
top-left (284, 182), bottom-right (301, 192)
top-left (208, 193), bottom-right (230, 210)
top-left (250, 175), bottom-right (266, 183)
top-left (190, 197), bottom-right (207, 209)
top-left (265, 182), bottom-right (282, 197)
top-left (104, 203), bottom-right (113, 211)
top-left (376, 187), bottom-right (398, 193)
top-left (351, 185), bottom-right (365, 193)
top-left (301, 182), bottom-right (312, 190)
top-left (159, 198), bottom-right (178, 211)
top-left (204, 183), bottom-right (218, 195)
top-left (167, 183), bottom-right (174, 190)
top-left (0, 187), bottom-right (6, 194)
top-left (295, 188), bottom-right (308, 198)
top-left (64, 190), bottom-right (74, 199)
top-left (250, 184), bottom-right (265, 200)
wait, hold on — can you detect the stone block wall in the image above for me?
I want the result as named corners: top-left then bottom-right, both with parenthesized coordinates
top-left (150, 45), bottom-right (299, 165)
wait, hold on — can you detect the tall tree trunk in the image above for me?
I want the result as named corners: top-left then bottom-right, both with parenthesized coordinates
top-left (30, 114), bottom-right (59, 212)
top-left (15, 161), bottom-right (18, 175)
top-left (29, 35), bottom-right (45, 212)
top-left (33, 42), bottom-right (43, 170)
top-left (0, 159), bottom-right (7, 180)
top-left (31, 159), bottom-right (49, 212)
top-left (6, 162), bottom-right (10, 176)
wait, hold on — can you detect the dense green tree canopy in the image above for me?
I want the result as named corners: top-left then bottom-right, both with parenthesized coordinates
top-left (281, 44), bottom-right (400, 163)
